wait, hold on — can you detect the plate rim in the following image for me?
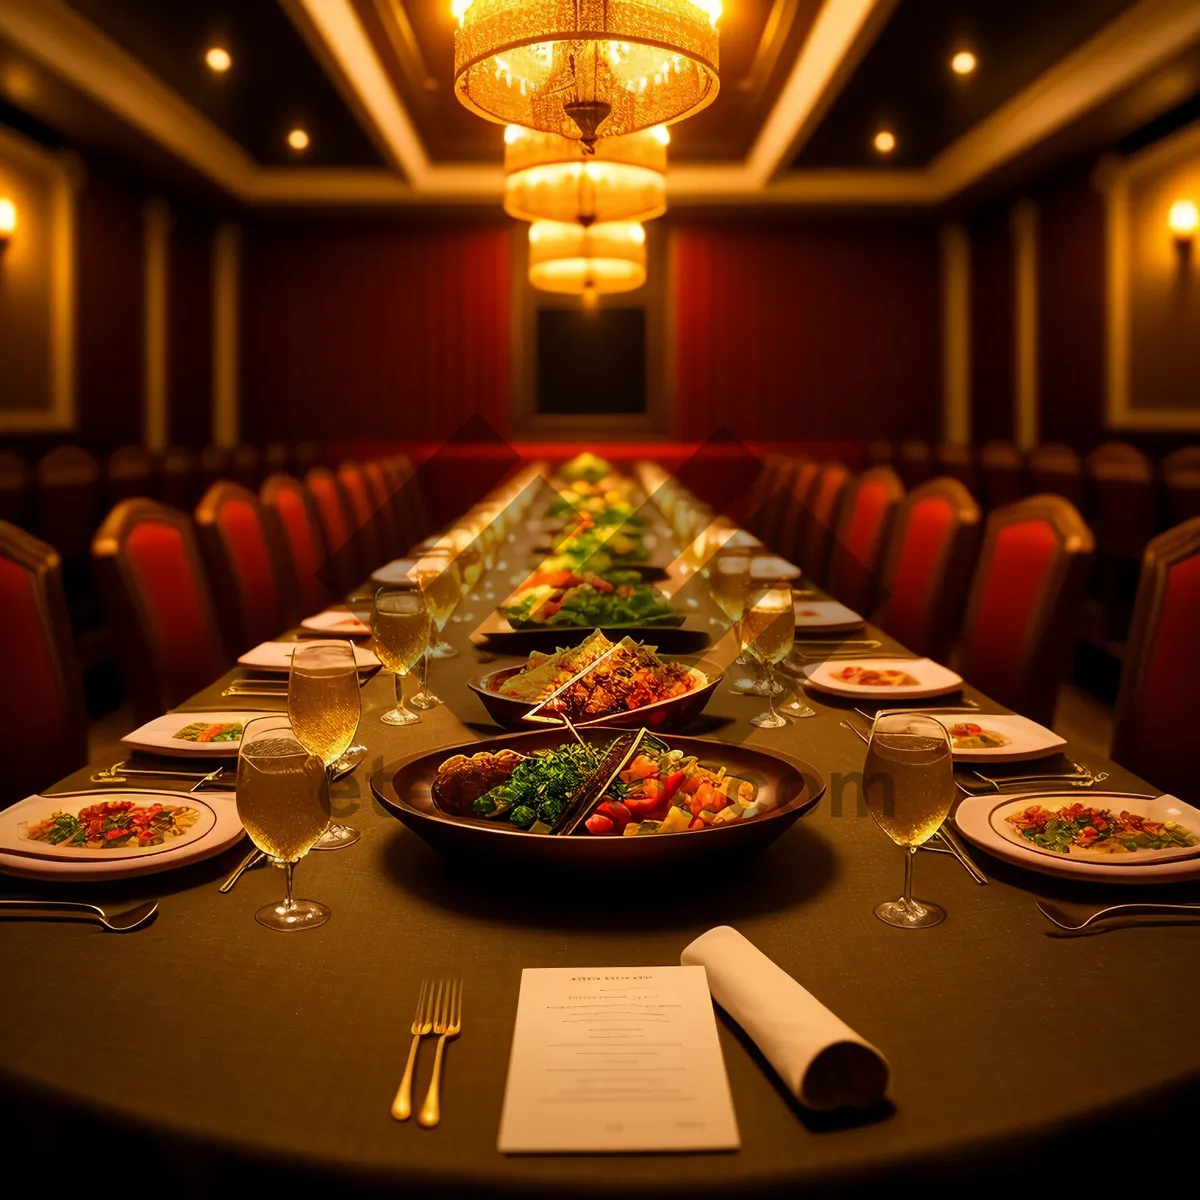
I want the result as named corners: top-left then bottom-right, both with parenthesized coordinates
top-left (802, 656), bottom-right (963, 698)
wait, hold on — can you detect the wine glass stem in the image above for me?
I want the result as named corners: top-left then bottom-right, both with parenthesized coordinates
top-left (283, 861), bottom-right (295, 909)
top-left (903, 845), bottom-right (916, 906)
top-left (765, 664), bottom-right (779, 720)
top-left (395, 671), bottom-right (405, 708)
top-left (421, 649), bottom-right (432, 693)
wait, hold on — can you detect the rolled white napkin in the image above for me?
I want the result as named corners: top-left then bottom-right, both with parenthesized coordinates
top-left (681, 925), bottom-right (889, 1110)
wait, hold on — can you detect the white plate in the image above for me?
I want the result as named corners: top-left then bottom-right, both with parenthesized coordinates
top-left (801, 657), bottom-right (962, 699)
top-left (0, 790), bottom-right (244, 881)
top-left (791, 600), bottom-right (866, 633)
top-left (370, 559), bottom-right (418, 586)
top-left (121, 711), bottom-right (257, 758)
top-left (237, 640), bottom-right (380, 673)
top-left (300, 609), bottom-right (371, 637)
top-left (954, 791), bottom-right (1200, 883)
top-left (901, 712), bottom-right (1067, 763)
top-left (750, 555), bottom-right (801, 581)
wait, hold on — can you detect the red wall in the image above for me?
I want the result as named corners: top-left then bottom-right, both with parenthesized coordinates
top-left (239, 218), bottom-right (511, 445)
top-left (968, 204), bottom-right (1015, 445)
top-left (669, 217), bottom-right (942, 442)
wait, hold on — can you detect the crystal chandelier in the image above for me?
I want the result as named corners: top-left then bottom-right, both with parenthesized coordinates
top-left (505, 123), bottom-right (668, 225)
top-left (453, 1), bottom-right (721, 151)
top-left (528, 220), bottom-right (647, 303)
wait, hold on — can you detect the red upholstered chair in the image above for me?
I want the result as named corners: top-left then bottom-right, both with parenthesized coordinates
top-left (1163, 446), bottom-right (1200, 526)
top-left (934, 444), bottom-right (976, 493)
top-left (742, 453), bottom-right (785, 537)
top-left (828, 467), bottom-right (904, 616)
top-left (957, 495), bottom-right (1094, 726)
top-left (774, 458), bottom-right (819, 563)
top-left (876, 478), bottom-right (981, 663)
top-left (0, 451), bottom-right (32, 529)
top-left (305, 467), bottom-right (358, 594)
top-left (979, 440), bottom-right (1026, 511)
top-left (389, 453), bottom-right (430, 544)
top-left (363, 460), bottom-right (402, 561)
top-left (92, 500), bottom-right (227, 722)
top-left (107, 445), bottom-right (156, 504)
top-left (1111, 517), bottom-right (1200, 802)
top-left (195, 481), bottom-right (287, 655)
top-left (337, 461), bottom-right (384, 576)
top-left (36, 445), bottom-right (101, 563)
top-left (1027, 443), bottom-right (1084, 510)
top-left (797, 462), bottom-right (851, 585)
top-left (746, 454), bottom-right (792, 544)
top-left (897, 441), bottom-right (932, 490)
top-left (158, 445), bottom-right (197, 511)
top-left (261, 473), bottom-right (333, 620)
top-left (0, 522), bottom-right (88, 807)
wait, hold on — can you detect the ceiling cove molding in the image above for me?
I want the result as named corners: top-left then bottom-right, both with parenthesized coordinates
top-left (2, 0), bottom-right (1198, 207)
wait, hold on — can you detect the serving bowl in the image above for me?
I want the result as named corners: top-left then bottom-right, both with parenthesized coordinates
top-left (467, 657), bottom-right (724, 733)
top-left (370, 728), bottom-right (825, 873)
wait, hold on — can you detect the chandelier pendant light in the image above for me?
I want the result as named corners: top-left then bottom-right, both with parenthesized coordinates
top-left (504, 124), bottom-right (668, 225)
top-left (528, 220), bottom-right (647, 297)
top-left (453, 0), bottom-right (721, 152)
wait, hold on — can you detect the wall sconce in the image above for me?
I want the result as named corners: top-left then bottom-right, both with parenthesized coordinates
top-left (0, 198), bottom-right (15, 250)
top-left (1168, 198), bottom-right (1197, 267)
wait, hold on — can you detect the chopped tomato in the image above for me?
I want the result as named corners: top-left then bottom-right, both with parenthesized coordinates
top-left (596, 800), bottom-right (631, 829)
top-left (693, 782), bottom-right (715, 811)
top-left (622, 755), bottom-right (659, 782)
top-left (585, 813), bottom-right (615, 836)
top-left (625, 794), bottom-right (661, 819)
top-left (663, 769), bottom-right (689, 800)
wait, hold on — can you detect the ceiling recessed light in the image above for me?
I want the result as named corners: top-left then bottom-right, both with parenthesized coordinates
top-left (951, 50), bottom-right (977, 76)
top-left (873, 129), bottom-right (896, 155)
top-left (287, 127), bottom-right (311, 152)
top-left (205, 46), bottom-right (232, 74)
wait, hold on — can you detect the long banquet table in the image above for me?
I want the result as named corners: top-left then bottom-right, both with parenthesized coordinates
top-left (2, 491), bottom-right (1198, 1195)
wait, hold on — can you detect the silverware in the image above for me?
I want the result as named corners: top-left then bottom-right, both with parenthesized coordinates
top-left (218, 846), bottom-right (265, 894)
top-left (90, 763), bottom-right (233, 790)
top-left (791, 639), bottom-right (881, 648)
top-left (0, 898), bottom-right (158, 932)
top-left (791, 652), bottom-right (918, 661)
top-left (852, 703), bottom-right (981, 722)
top-left (418, 976), bottom-right (463, 1129)
top-left (963, 768), bottom-right (1109, 793)
top-left (1037, 900), bottom-right (1200, 932)
top-left (392, 979), bottom-right (436, 1121)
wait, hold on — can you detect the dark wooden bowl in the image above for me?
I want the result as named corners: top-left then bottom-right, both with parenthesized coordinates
top-left (370, 729), bottom-right (825, 874)
top-left (471, 610), bottom-right (712, 655)
top-left (467, 658), bottom-right (724, 733)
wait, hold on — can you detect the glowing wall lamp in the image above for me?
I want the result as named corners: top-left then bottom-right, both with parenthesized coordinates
top-left (0, 198), bottom-right (15, 249)
top-left (1168, 198), bottom-right (1198, 246)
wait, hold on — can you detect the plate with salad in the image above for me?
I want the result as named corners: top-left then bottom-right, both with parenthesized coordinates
top-left (121, 711), bottom-right (260, 757)
top-left (371, 727), bottom-right (824, 872)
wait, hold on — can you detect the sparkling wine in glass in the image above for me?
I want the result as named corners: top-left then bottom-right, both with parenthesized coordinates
top-left (236, 716), bottom-right (331, 932)
top-left (739, 582), bottom-right (794, 729)
top-left (710, 546), bottom-right (750, 631)
top-left (863, 713), bottom-right (955, 929)
top-left (416, 548), bottom-right (461, 664)
top-left (288, 640), bottom-right (362, 850)
top-left (371, 587), bottom-right (431, 725)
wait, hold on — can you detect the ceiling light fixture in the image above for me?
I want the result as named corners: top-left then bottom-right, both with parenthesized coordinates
top-left (873, 129), bottom-right (896, 155)
top-left (528, 219), bottom-right (647, 298)
top-left (453, 1), bottom-right (720, 152)
top-left (205, 46), bottom-right (232, 74)
top-left (950, 50), bottom-right (977, 76)
top-left (505, 124), bottom-right (669, 225)
top-left (287, 127), bottom-right (311, 152)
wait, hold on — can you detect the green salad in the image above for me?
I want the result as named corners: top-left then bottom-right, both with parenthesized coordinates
top-left (501, 581), bottom-right (681, 629)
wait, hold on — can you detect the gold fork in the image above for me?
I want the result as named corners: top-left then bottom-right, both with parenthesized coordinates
top-left (418, 977), bottom-right (462, 1129)
top-left (391, 979), bottom-right (435, 1121)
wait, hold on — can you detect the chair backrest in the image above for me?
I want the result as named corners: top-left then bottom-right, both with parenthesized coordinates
top-left (36, 445), bottom-right (101, 559)
top-left (876, 478), bottom-right (981, 663)
top-left (864, 440), bottom-right (893, 467)
top-left (157, 445), bottom-right (197, 511)
top-left (958, 495), bottom-right (1094, 725)
top-left (0, 522), bottom-right (88, 807)
top-left (363, 460), bottom-right (402, 561)
top-left (743, 453), bottom-right (785, 536)
top-left (92, 500), bottom-right (226, 722)
top-left (1163, 446), bottom-right (1200, 526)
top-left (304, 467), bottom-right (357, 594)
top-left (934, 444), bottom-right (975, 492)
top-left (828, 467), bottom-right (904, 616)
top-left (797, 462), bottom-right (851, 585)
top-left (774, 458), bottom-right (818, 563)
top-left (897, 440), bottom-right (932, 490)
top-left (195, 481), bottom-right (286, 655)
top-left (260, 472), bottom-right (333, 620)
top-left (337, 460), bottom-right (383, 576)
top-left (107, 445), bottom-right (156, 504)
top-left (1024, 442), bottom-right (1082, 509)
top-left (1111, 516), bottom-right (1200, 802)
top-left (381, 457), bottom-right (418, 552)
top-left (0, 450), bottom-right (32, 529)
top-left (978, 440), bottom-right (1026, 511)
top-left (390, 453), bottom-right (429, 543)
top-left (1086, 441), bottom-right (1155, 558)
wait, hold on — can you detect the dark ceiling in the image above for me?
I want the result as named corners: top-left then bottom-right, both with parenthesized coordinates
top-left (62, 0), bottom-right (385, 167)
top-left (793, 0), bottom-right (1141, 169)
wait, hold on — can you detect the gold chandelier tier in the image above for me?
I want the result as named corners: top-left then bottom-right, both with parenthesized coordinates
top-left (528, 220), bottom-right (647, 297)
top-left (453, 1), bottom-right (720, 150)
top-left (504, 124), bottom-right (668, 225)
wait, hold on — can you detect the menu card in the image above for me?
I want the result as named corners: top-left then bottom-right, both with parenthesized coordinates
top-left (498, 966), bottom-right (739, 1154)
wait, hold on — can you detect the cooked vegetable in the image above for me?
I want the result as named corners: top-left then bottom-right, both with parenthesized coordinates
top-left (23, 800), bottom-right (201, 850)
top-left (174, 721), bottom-right (243, 743)
top-left (1006, 801), bottom-right (1199, 856)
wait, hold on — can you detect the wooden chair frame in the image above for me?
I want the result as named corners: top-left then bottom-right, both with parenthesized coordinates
top-left (260, 472), bottom-right (332, 622)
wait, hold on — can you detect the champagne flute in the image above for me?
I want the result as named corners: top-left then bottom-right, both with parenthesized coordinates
top-left (288, 641), bottom-right (362, 851)
top-left (448, 529), bottom-right (483, 624)
top-left (864, 713), bottom-right (955, 929)
top-left (236, 716), bottom-right (331, 932)
top-left (372, 587), bottom-right (431, 725)
top-left (710, 545), bottom-right (750, 634)
top-left (417, 548), bottom-right (461, 662)
top-left (739, 582), bottom-right (794, 729)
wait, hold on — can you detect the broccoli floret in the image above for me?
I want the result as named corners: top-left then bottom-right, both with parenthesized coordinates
top-left (472, 795), bottom-right (498, 817)
top-left (509, 805), bottom-right (536, 830)
top-left (537, 795), bottom-right (567, 824)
